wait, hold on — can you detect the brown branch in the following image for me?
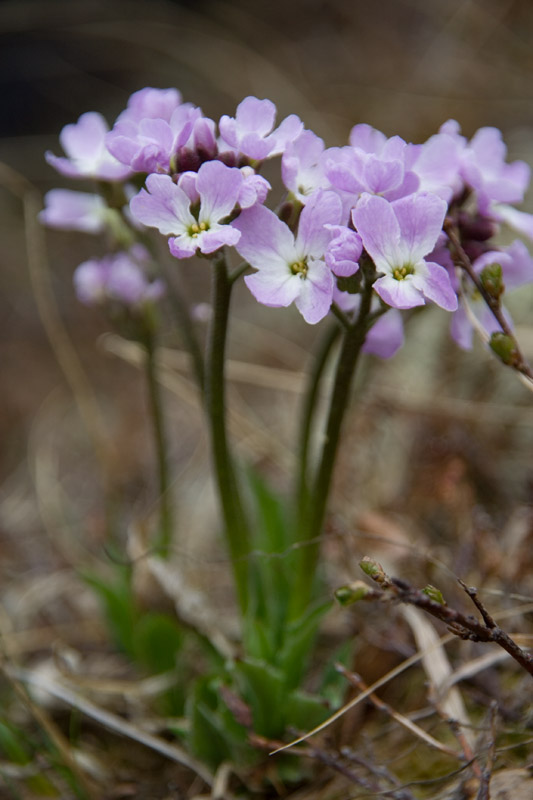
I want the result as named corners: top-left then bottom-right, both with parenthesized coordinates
top-left (444, 219), bottom-right (533, 380)
top-left (355, 560), bottom-right (533, 677)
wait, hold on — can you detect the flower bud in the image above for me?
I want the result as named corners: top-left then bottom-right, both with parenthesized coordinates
top-left (480, 262), bottom-right (504, 300)
top-left (422, 584), bottom-right (446, 605)
top-left (335, 581), bottom-right (373, 606)
top-left (359, 557), bottom-right (388, 586)
top-left (489, 332), bottom-right (519, 366)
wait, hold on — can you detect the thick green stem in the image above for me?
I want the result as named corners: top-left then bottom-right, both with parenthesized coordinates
top-left (289, 270), bottom-right (375, 619)
top-left (295, 322), bottom-right (341, 523)
top-left (144, 327), bottom-right (173, 558)
top-left (205, 253), bottom-right (250, 615)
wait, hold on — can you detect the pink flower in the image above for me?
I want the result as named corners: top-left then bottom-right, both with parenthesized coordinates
top-left (39, 190), bottom-right (109, 233)
top-left (129, 161), bottom-right (244, 258)
top-left (45, 112), bottom-right (132, 181)
top-left (219, 97), bottom-right (303, 161)
top-left (233, 190), bottom-right (342, 324)
top-left (353, 193), bottom-right (457, 311)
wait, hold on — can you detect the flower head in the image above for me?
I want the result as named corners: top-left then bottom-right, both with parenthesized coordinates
top-left (233, 190), bottom-right (342, 323)
top-left (129, 160), bottom-right (245, 258)
top-left (219, 97), bottom-right (303, 161)
top-left (106, 104), bottom-right (202, 174)
top-left (282, 130), bottom-right (330, 202)
top-left (74, 249), bottom-right (164, 308)
top-left (352, 193), bottom-right (457, 311)
top-left (45, 112), bottom-right (132, 181)
top-left (39, 190), bottom-right (109, 233)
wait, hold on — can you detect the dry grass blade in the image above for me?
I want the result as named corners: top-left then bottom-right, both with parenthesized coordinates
top-left (7, 664), bottom-right (214, 787)
top-left (402, 606), bottom-right (474, 749)
top-left (338, 666), bottom-right (461, 758)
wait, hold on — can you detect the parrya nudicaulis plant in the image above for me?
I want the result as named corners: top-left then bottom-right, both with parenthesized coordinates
top-left (39, 88), bottom-right (533, 775)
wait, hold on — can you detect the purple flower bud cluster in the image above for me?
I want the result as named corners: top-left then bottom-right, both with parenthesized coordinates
top-left (42, 86), bottom-right (533, 356)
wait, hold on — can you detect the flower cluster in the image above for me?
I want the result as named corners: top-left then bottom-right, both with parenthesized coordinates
top-left (41, 87), bottom-right (533, 356)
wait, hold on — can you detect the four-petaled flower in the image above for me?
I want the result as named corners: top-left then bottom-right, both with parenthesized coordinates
top-left (353, 193), bottom-right (458, 311)
top-left (219, 97), bottom-right (303, 161)
top-left (129, 160), bottom-right (244, 258)
top-left (233, 190), bottom-right (342, 324)
top-left (46, 112), bottom-right (132, 181)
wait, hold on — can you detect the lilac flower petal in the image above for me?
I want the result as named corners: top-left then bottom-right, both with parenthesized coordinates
top-left (130, 174), bottom-right (194, 235)
top-left (244, 270), bottom-right (301, 307)
top-left (268, 114), bottom-right (304, 153)
top-left (60, 112), bottom-right (107, 162)
top-left (373, 275), bottom-right (425, 309)
top-left (39, 190), bottom-right (107, 233)
top-left (363, 309), bottom-right (404, 358)
top-left (196, 160), bottom-right (243, 223)
top-left (282, 130), bottom-right (327, 200)
top-left (117, 87), bottom-right (182, 123)
top-left (363, 156), bottom-right (404, 194)
top-left (107, 254), bottom-right (148, 305)
top-left (233, 205), bottom-right (296, 270)
top-left (199, 226), bottom-right (241, 253)
top-left (294, 260), bottom-right (334, 324)
top-left (177, 171), bottom-right (200, 203)
top-left (74, 259), bottom-right (108, 305)
top-left (450, 305), bottom-right (474, 350)
top-left (499, 240), bottom-right (533, 290)
top-left (296, 190), bottom-right (342, 256)
top-left (493, 204), bottom-right (533, 239)
top-left (237, 132), bottom-right (275, 161)
top-left (168, 236), bottom-right (197, 259)
top-left (349, 123), bottom-right (387, 154)
top-left (412, 261), bottom-right (458, 311)
top-left (238, 170), bottom-right (271, 208)
top-left (352, 194), bottom-right (402, 271)
top-left (236, 97), bottom-right (277, 136)
top-left (391, 193), bottom-right (448, 263)
top-left (383, 170), bottom-right (420, 201)
top-left (326, 147), bottom-right (365, 194)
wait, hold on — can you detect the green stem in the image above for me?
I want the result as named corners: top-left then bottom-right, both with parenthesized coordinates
top-left (295, 322), bottom-right (341, 523)
top-left (205, 253), bottom-right (250, 615)
top-left (289, 268), bottom-right (376, 619)
top-left (144, 327), bottom-right (173, 558)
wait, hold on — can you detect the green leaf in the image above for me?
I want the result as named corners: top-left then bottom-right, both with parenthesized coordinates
top-left (133, 613), bottom-right (184, 673)
top-left (277, 600), bottom-right (332, 689)
top-left (244, 469), bottom-right (292, 645)
top-left (285, 689), bottom-right (330, 731)
top-left (0, 719), bottom-right (30, 763)
top-left (82, 568), bottom-right (137, 658)
top-left (234, 658), bottom-right (286, 738)
top-left (133, 612), bottom-right (185, 715)
top-left (187, 677), bottom-right (250, 769)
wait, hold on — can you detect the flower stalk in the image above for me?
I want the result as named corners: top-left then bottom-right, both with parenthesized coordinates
top-left (143, 322), bottom-right (174, 558)
top-left (289, 260), bottom-right (376, 619)
top-left (205, 252), bottom-right (250, 615)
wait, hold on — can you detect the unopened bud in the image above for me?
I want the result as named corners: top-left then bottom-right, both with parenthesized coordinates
top-left (335, 581), bottom-right (373, 606)
top-left (489, 332), bottom-right (519, 366)
top-left (422, 585), bottom-right (446, 605)
top-left (480, 262), bottom-right (504, 300)
top-left (359, 557), bottom-right (388, 586)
